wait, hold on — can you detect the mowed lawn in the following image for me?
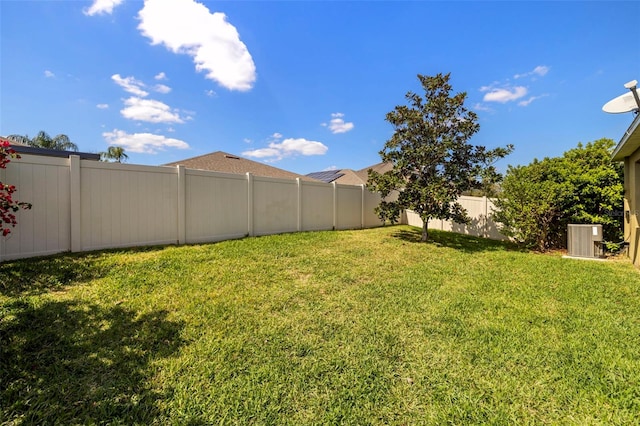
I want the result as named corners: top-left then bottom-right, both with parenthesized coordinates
top-left (1, 226), bottom-right (639, 425)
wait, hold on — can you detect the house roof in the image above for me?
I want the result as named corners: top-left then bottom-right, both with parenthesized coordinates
top-left (164, 151), bottom-right (319, 181)
top-left (1, 137), bottom-right (100, 160)
top-left (305, 162), bottom-right (393, 186)
top-left (612, 114), bottom-right (640, 161)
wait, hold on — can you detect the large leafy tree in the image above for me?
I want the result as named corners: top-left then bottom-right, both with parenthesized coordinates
top-left (493, 138), bottom-right (624, 251)
top-left (100, 146), bottom-right (128, 163)
top-left (368, 73), bottom-right (513, 242)
top-left (7, 131), bottom-right (78, 151)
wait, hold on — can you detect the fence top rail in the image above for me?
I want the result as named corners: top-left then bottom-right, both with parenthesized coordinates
top-left (10, 153), bottom-right (70, 167)
top-left (458, 195), bottom-right (488, 202)
top-left (81, 160), bottom-right (178, 174)
top-left (252, 174), bottom-right (300, 185)
top-left (336, 183), bottom-right (365, 190)
top-left (300, 179), bottom-right (335, 188)
top-left (184, 168), bottom-right (249, 180)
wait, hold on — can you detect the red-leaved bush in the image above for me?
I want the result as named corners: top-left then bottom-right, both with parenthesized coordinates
top-left (1, 138), bottom-right (32, 236)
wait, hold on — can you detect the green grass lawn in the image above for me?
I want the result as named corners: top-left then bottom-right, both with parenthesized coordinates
top-left (1, 225), bottom-right (639, 425)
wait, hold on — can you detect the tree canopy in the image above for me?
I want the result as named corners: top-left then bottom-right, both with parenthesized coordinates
top-left (100, 146), bottom-right (128, 163)
top-left (7, 131), bottom-right (78, 151)
top-left (493, 138), bottom-right (624, 251)
top-left (367, 73), bottom-right (513, 241)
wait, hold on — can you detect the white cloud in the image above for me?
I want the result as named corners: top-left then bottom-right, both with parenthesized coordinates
top-left (482, 86), bottom-right (528, 103)
top-left (205, 89), bottom-right (217, 97)
top-left (103, 129), bottom-right (189, 154)
top-left (518, 94), bottom-right (548, 107)
top-left (242, 147), bottom-right (281, 159)
top-left (138, 0), bottom-right (256, 91)
top-left (533, 65), bottom-right (550, 76)
top-left (96, 103), bottom-right (110, 109)
top-left (242, 137), bottom-right (328, 161)
top-left (323, 112), bottom-right (354, 134)
top-left (112, 74), bottom-right (149, 97)
top-left (473, 103), bottom-right (493, 112)
top-left (84, 0), bottom-right (124, 16)
top-left (272, 132), bottom-right (283, 139)
top-left (120, 97), bottom-right (185, 123)
top-left (323, 165), bottom-right (338, 171)
top-left (154, 72), bottom-right (167, 80)
top-left (514, 65), bottom-right (550, 79)
top-left (154, 84), bottom-right (171, 94)
top-left (44, 70), bottom-right (55, 78)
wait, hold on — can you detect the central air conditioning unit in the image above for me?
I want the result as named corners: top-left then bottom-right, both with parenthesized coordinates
top-left (567, 224), bottom-right (604, 258)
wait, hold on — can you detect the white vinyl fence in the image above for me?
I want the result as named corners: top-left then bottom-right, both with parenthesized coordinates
top-left (404, 195), bottom-right (507, 241)
top-left (1, 154), bottom-right (506, 261)
top-left (0, 155), bottom-right (384, 261)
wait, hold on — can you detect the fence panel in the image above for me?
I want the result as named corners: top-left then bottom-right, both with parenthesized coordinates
top-left (0, 154), bottom-right (71, 260)
top-left (451, 196), bottom-right (487, 237)
top-left (336, 184), bottom-right (362, 230)
top-left (252, 176), bottom-right (298, 236)
top-left (485, 199), bottom-right (505, 240)
top-left (405, 196), bottom-right (507, 240)
top-left (80, 161), bottom-right (178, 251)
top-left (363, 189), bottom-right (383, 228)
top-left (185, 169), bottom-right (249, 243)
top-left (300, 180), bottom-right (334, 231)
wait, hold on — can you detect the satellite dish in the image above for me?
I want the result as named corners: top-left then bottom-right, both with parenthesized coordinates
top-left (603, 92), bottom-right (640, 113)
top-left (602, 79), bottom-right (640, 114)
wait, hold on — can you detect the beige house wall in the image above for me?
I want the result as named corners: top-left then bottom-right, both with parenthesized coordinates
top-left (625, 148), bottom-right (640, 266)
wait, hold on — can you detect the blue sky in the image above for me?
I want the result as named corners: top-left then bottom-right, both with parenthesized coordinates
top-left (1, 1), bottom-right (639, 175)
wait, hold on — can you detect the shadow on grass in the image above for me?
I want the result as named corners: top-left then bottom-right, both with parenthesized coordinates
top-left (392, 227), bottom-right (520, 253)
top-left (0, 245), bottom-right (169, 297)
top-left (0, 300), bottom-right (185, 424)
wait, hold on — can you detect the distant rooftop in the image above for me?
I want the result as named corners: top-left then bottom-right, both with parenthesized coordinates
top-left (306, 162), bottom-right (392, 185)
top-left (2, 139), bottom-right (100, 161)
top-left (165, 151), bottom-right (319, 181)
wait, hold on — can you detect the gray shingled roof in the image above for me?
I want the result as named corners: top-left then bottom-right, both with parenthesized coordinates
top-left (164, 151), bottom-right (319, 181)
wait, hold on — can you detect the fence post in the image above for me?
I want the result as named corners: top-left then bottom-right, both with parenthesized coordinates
top-left (360, 184), bottom-right (365, 229)
top-left (177, 165), bottom-right (186, 245)
top-left (332, 182), bottom-right (337, 230)
top-left (297, 178), bottom-right (302, 232)
top-left (247, 173), bottom-right (254, 237)
top-left (483, 196), bottom-right (488, 238)
top-left (69, 155), bottom-right (81, 252)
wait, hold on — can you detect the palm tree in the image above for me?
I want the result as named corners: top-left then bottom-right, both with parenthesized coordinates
top-left (5, 134), bottom-right (30, 145)
top-left (7, 131), bottom-right (78, 151)
top-left (100, 146), bottom-right (128, 163)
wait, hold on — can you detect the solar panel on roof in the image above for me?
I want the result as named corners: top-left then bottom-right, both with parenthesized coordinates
top-left (306, 170), bottom-right (345, 183)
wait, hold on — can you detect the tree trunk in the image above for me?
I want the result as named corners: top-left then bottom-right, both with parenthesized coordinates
top-left (421, 219), bottom-right (429, 242)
